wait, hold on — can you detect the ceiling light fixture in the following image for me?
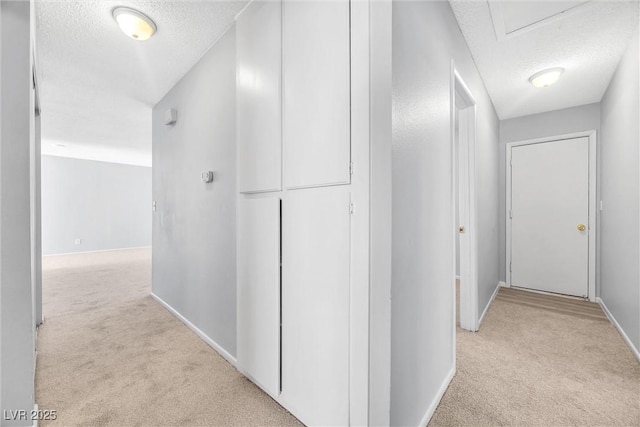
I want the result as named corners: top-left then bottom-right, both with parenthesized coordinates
top-left (529, 67), bottom-right (564, 88)
top-left (112, 7), bottom-right (157, 41)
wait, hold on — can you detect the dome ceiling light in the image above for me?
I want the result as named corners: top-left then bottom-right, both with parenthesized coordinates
top-left (112, 7), bottom-right (157, 41)
top-left (529, 67), bottom-right (564, 88)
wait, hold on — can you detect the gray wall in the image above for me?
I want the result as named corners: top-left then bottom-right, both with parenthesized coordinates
top-left (152, 28), bottom-right (237, 356)
top-left (1, 1), bottom-right (35, 424)
top-left (41, 155), bottom-right (151, 255)
top-left (600, 28), bottom-right (639, 353)
top-left (499, 103), bottom-right (601, 283)
top-left (391, 1), bottom-right (500, 424)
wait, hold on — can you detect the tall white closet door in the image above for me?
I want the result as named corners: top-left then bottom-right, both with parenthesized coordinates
top-left (283, 0), bottom-right (351, 189)
top-left (236, 0), bottom-right (282, 193)
top-left (237, 197), bottom-right (280, 396)
top-left (281, 188), bottom-right (350, 426)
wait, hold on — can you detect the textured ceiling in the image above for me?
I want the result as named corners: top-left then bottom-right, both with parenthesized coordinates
top-left (450, 0), bottom-right (640, 120)
top-left (36, 0), bottom-right (248, 166)
top-left (495, 1), bottom-right (589, 37)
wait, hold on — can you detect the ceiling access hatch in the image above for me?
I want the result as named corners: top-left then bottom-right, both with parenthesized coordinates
top-left (489, 1), bottom-right (590, 41)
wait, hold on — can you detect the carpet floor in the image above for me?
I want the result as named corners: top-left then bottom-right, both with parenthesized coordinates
top-left (36, 248), bottom-right (301, 426)
top-left (37, 249), bottom-right (639, 426)
top-left (431, 287), bottom-right (640, 426)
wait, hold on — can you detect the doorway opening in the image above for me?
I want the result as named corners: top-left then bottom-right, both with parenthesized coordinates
top-left (451, 65), bottom-right (478, 332)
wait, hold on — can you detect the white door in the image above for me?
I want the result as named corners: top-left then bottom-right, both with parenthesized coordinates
top-left (236, 0), bottom-right (282, 193)
top-left (510, 137), bottom-right (589, 297)
top-left (283, 0), bottom-right (351, 189)
top-left (237, 197), bottom-right (281, 396)
top-left (281, 187), bottom-right (350, 426)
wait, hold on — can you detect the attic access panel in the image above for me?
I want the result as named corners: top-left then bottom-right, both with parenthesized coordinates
top-left (489, 1), bottom-right (590, 41)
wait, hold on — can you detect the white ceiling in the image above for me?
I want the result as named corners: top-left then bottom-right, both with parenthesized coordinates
top-left (450, 0), bottom-right (640, 120)
top-left (36, 0), bottom-right (248, 166)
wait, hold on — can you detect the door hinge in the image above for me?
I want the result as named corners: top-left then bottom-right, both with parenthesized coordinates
top-left (509, 262), bottom-right (512, 272)
top-left (509, 209), bottom-right (513, 219)
top-left (349, 202), bottom-right (355, 215)
top-left (349, 161), bottom-right (354, 175)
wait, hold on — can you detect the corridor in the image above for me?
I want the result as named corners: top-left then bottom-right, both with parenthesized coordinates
top-left (35, 249), bottom-right (300, 426)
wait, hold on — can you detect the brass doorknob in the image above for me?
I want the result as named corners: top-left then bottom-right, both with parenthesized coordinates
top-left (577, 224), bottom-right (586, 231)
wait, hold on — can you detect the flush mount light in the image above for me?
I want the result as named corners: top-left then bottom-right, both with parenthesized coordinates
top-left (112, 7), bottom-right (157, 41)
top-left (529, 67), bottom-right (564, 88)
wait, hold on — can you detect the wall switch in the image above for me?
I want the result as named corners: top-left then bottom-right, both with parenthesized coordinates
top-left (75, 238), bottom-right (81, 245)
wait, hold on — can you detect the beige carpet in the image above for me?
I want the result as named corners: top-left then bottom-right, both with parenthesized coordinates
top-left (37, 250), bottom-right (640, 426)
top-left (430, 287), bottom-right (640, 426)
top-left (36, 248), bottom-right (301, 426)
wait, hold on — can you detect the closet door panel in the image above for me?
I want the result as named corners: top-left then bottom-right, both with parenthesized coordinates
top-left (237, 197), bottom-right (280, 396)
top-left (283, 0), bottom-right (351, 189)
top-left (281, 188), bottom-right (350, 425)
top-left (236, 0), bottom-right (282, 193)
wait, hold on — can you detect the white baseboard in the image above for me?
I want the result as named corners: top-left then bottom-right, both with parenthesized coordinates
top-left (499, 281), bottom-right (507, 287)
top-left (43, 246), bottom-right (151, 257)
top-left (418, 366), bottom-right (455, 427)
top-left (597, 297), bottom-right (640, 362)
top-left (477, 282), bottom-right (502, 329)
top-left (150, 293), bottom-right (237, 367)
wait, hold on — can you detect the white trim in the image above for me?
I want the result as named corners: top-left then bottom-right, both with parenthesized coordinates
top-left (505, 131), bottom-right (597, 302)
top-left (151, 293), bottom-right (237, 366)
top-left (477, 282), bottom-right (502, 329)
top-left (450, 61), bottom-right (458, 376)
top-left (588, 132), bottom-right (597, 301)
top-left (32, 403), bottom-right (38, 427)
top-left (451, 62), bottom-right (479, 333)
top-left (453, 69), bottom-right (476, 106)
top-left (597, 297), bottom-right (640, 363)
top-left (469, 105), bottom-right (479, 331)
top-left (499, 281), bottom-right (507, 288)
top-left (417, 366), bottom-right (455, 427)
top-left (42, 246), bottom-right (151, 257)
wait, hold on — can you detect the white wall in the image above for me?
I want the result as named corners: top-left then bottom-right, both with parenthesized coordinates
top-left (1, 1), bottom-right (35, 424)
top-left (599, 28), bottom-right (639, 354)
top-left (41, 155), bottom-right (151, 255)
top-left (391, 1), bottom-right (500, 424)
top-left (152, 28), bottom-right (237, 357)
top-left (499, 103), bottom-right (601, 284)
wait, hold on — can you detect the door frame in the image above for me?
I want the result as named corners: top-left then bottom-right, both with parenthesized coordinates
top-left (505, 130), bottom-right (597, 301)
top-left (451, 64), bottom-right (479, 333)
